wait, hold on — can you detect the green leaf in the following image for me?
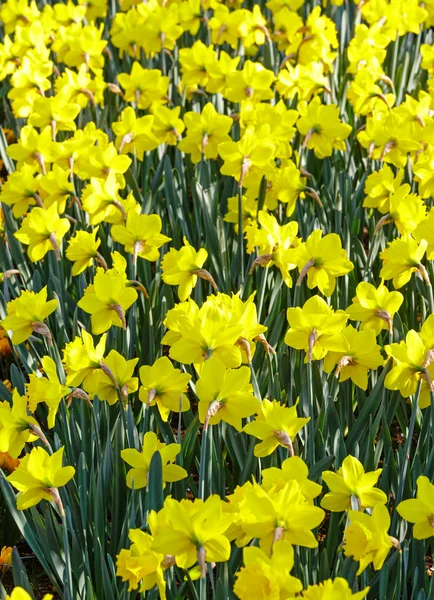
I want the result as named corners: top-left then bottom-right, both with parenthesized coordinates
top-left (147, 450), bottom-right (164, 512)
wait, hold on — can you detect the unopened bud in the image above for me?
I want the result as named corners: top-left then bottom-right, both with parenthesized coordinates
top-left (250, 254), bottom-right (272, 274)
top-left (307, 328), bottom-right (318, 363)
top-left (108, 83), bottom-right (122, 95)
top-left (191, 269), bottom-right (218, 291)
top-left (128, 279), bottom-right (149, 299)
top-left (390, 536), bottom-right (401, 551)
top-left (297, 258), bottom-right (315, 286)
top-left (374, 309), bottom-right (393, 332)
top-left (31, 321), bottom-right (53, 346)
top-left (272, 526), bottom-right (285, 546)
top-left (198, 546), bottom-right (207, 579)
top-left (374, 214), bottom-right (393, 234)
top-left (121, 384), bottom-right (129, 405)
top-left (147, 388), bottom-right (157, 407)
top-left (119, 133), bottom-right (134, 153)
top-left (336, 355), bottom-right (354, 377)
top-left (70, 388), bottom-right (93, 408)
top-left (204, 400), bottom-right (222, 430)
top-left (47, 487), bottom-right (65, 516)
top-left (100, 360), bottom-right (119, 388)
top-left (108, 303), bottom-right (126, 328)
top-left (254, 333), bottom-right (276, 355)
top-left (236, 337), bottom-right (252, 364)
top-left (162, 555), bottom-right (176, 569)
top-left (273, 430), bottom-right (294, 456)
top-left (28, 423), bottom-right (49, 446)
top-left (418, 264), bottom-right (431, 286)
top-left (49, 232), bottom-right (61, 261)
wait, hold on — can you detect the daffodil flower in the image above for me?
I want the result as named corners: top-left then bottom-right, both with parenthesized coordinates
top-left (121, 431), bottom-right (187, 489)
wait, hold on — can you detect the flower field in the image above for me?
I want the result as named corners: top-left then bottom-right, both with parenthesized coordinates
top-left (1, 0), bottom-right (434, 598)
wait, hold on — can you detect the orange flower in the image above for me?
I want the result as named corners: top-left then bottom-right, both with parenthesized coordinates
top-left (0, 546), bottom-right (12, 571)
top-left (0, 451), bottom-right (19, 472)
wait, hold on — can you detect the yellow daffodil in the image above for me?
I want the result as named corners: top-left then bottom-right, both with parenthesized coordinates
top-left (285, 296), bottom-right (349, 362)
top-left (66, 228), bottom-right (104, 275)
top-left (346, 282), bottom-right (403, 335)
top-left (14, 203), bottom-right (70, 262)
top-left (86, 349), bottom-right (138, 405)
top-left (151, 105), bottom-right (185, 146)
top-left (276, 61), bottom-right (329, 103)
top-left (357, 112), bottom-right (420, 168)
top-left (385, 329), bottom-right (434, 408)
top-left (117, 63), bottom-right (169, 109)
top-left (363, 166), bottom-right (404, 214)
top-left (28, 93), bottom-right (81, 137)
top-left (7, 588), bottom-right (53, 600)
top-left (218, 127), bottom-right (276, 186)
top-left (297, 97), bottom-right (352, 159)
top-left (138, 356), bottom-right (191, 422)
top-left (166, 304), bottom-right (244, 367)
top-left (377, 184), bottom-right (427, 235)
top-left (2, 287), bottom-right (57, 345)
top-left (414, 146), bottom-right (434, 199)
top-left (234, 541), bottom-right (302, 600)
top-left (7, 446), bottom-right (75, 511)
top-left (294, 230), bottom-right (354, 296)
top-left (397, 475), bottom-right (434, 539)
top-left (121, 431), bottom-right (187, 489)
top-left (150, 495), bottom-right (233, 571)
top-left (112, 107), bottom-right (158, 159)
top-left (414, 207), bottom-right (434, 259)
top-left (78, 269), bottom-right (138, 334)
top-left (0, 390), bottom-right (39, 458)
top-left (300, 579), bottom-right (369, 600)
top-left (38, 165), bottom-right (74, 213)
top-left (224, 195), bottom-right (258, 232)
top-left (243, 399), bottom-right (309, 457)
top-left (241, 481), bottom-right (324, 553)
top-left (63, 329), bottom-right (106, 389)
top-left (178, 102), bottom-right (233, 164)
top-left (196, 357), bottom-right (260, 430)
top-left (0, 164), bottom-right (39, 218)
top-left (343, 504), bottom-right (395, 575)
top-left (179, 40), bottom-right (216, 88)
top-left (27, 356), bottom-right (71, 428)
top-left (321, 455), bottom-right (387, 512)
top-left (224, 60), bottom-right (275, 103)
top-left (7, 125), bottom-right (63, 173)
top-left (116, 529), bottom-right (166, 598)
top-left (261, 456), bottom-right (322, 503)
top-left (111, 212), bottom-right (171, 263)
top-left (323, 326), bottom-right (384, 390)
top-left (81, 172), bottom-right (126, 225)
top-left (246, 210), bottom-right (300, 287)
top-left (380, 235), bottom-right (428, 289)
top-left (161, 240), bottom-right (216, 301)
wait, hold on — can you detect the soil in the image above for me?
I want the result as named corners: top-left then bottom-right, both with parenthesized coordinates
top-left (1, 542), bottom-right (59, 598)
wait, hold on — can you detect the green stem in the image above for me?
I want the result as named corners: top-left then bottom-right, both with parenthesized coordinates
top-left (427, 282), bottom-right (434, 315)
top-left (391, 380), bottom-right (420, 534)
top-left (256, 268), bottom-right (268, 322)
top-left (250, 362), bottom-right (262, 401)
top-left (237, 186), bottom-right (244, 286)
top-left (62, 512), bottom-right (73, 600)
top-left (198, 425), bottom-right (209, 500)
top-left (199, 575), bottom-right (207, 600)
top-left (306, 360), bottom-right (316, 465)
